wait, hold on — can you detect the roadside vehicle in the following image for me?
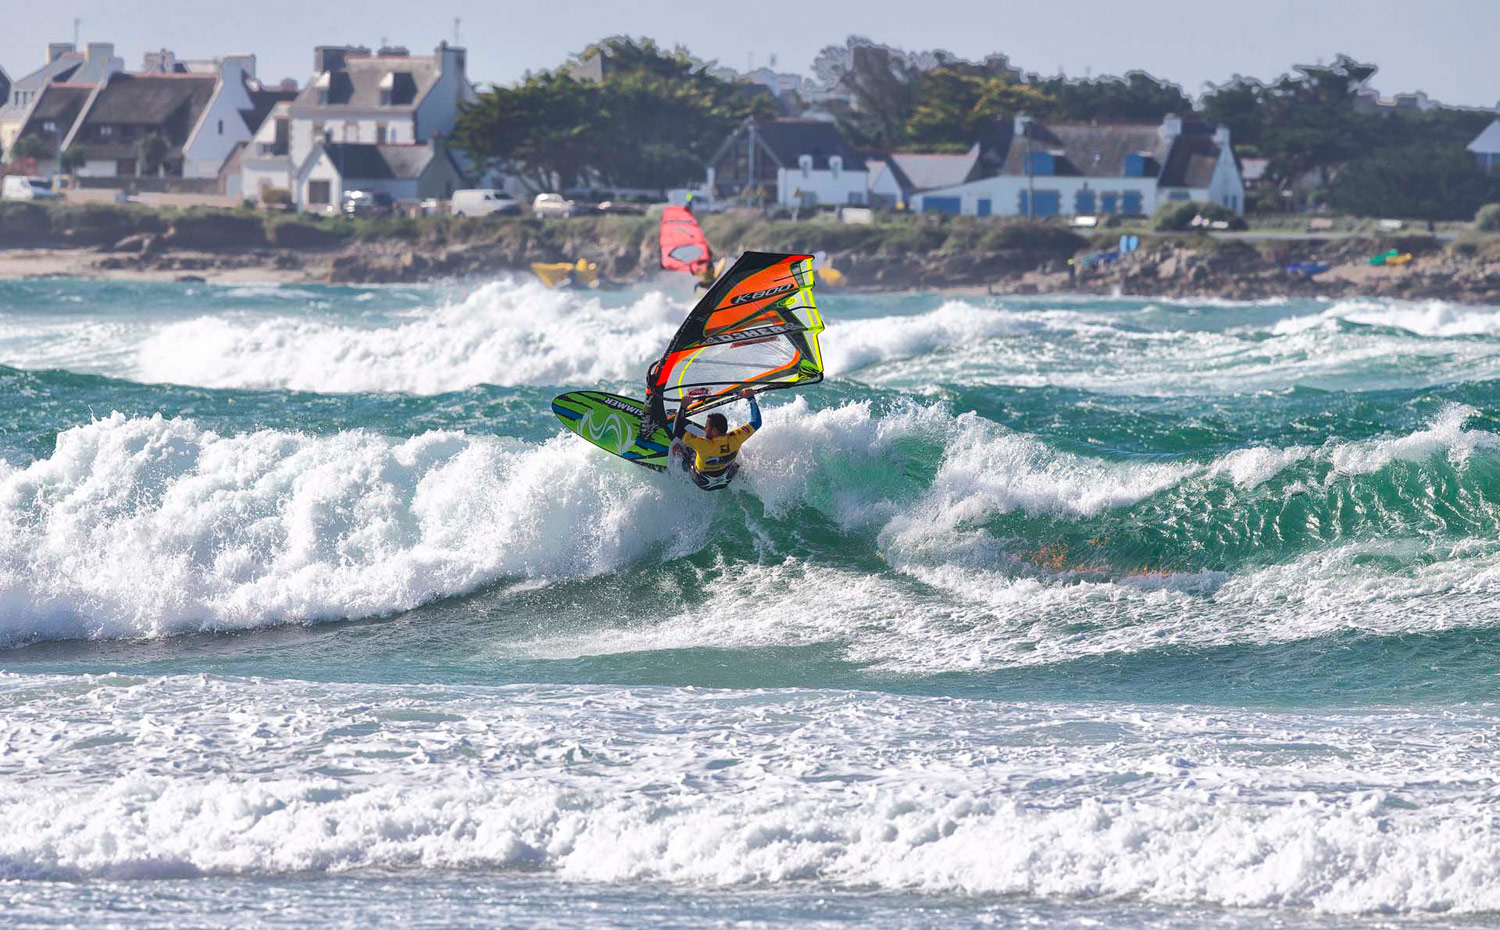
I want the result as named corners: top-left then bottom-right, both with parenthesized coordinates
top-left (2, 176), bottom-right (60, 201)
top-left (532, 193), bottom-right (574, 218)
top-left (341, 189), bottom-right (394, 217)
top-left (451, 189), bottom-right (521, 217)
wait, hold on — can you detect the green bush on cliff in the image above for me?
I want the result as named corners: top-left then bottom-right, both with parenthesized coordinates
top-left (1477, 203), bottom-right (1500, 233)
top-left (1151, 200), bottom-right (1247, 232)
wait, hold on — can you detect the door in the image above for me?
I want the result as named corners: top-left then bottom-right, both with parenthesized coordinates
top-left (1122, 191), bottom-right (1142, 214)
top-left (976, 198), bottom-right (991, 217)
top-left (1033, 191), bottom-right (1060, 217)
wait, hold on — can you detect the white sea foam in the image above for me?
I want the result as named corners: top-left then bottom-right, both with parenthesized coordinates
top-left (1, 674), bottom-right (1496, 914)
top-left (1274, 298), bottom-right (1500, 338)
top-left (0, 412), bottom-right (706, 646)
top-left (134, 280), bottom-right (685, 393)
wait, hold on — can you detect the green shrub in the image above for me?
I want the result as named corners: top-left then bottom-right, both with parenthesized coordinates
top-left (1150, 199), bottom-right (1247, 232)
top-left (1476, 203), bottom-right (1500, 232)
top-left (261, 187), bottom-right (293, 207)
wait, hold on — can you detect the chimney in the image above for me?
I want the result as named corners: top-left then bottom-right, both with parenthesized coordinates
top-left (86, 42), bottom-right (114, 63)
top-left (1213, 124), bottom-right (1231, 148)
top-left (143, 48), bottom-right (176, 73)
top-left (314, 46), bottom-right (363, 73)
top-left (1160, 113), bottom-right (1182, 140)
top-left (1013, 113), bottom-right (1032, 137)
top-left (220, 54), bottom-right (255, 83)
top-left (436, 41), bottom-right (466, 80)
top-left (46, 42), bottom-right (76, 63)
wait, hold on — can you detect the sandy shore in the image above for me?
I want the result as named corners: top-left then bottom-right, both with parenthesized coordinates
top-left (0, 248), bottom-right (321, 285)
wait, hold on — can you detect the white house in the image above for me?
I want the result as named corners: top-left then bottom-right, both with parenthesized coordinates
top-left (866, 146), bottom-right (984, 208)
top-left (1469, 119), bottom-right (1500, 175)
top-left (706, 117), bottom-right (868, 207)
top-left (294, 139), bottom-right (467, 209)
top-left (909, 114), bottom-right (1246, 217)
top-left (238, 42), bottom-right (474, 207)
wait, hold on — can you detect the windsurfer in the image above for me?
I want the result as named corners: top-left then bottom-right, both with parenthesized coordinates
top-left (671, 388), bottom-right (760, 490)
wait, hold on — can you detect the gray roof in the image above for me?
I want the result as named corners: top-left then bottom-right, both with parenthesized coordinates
top-left (14, 84), bottom-right (93, 153)
top-left (7, 53), bottom-right (84, 92)
top-left (84, 73), bottom-right (216, 124)
top-left (240, 86), bottom-right (297, 133)
top-left (998, 121), bottom-right (1170, 178)
top-left (318, 142), bottom-right (443, 180)
top-left (295, 53), bottom-right (438, 110)
top-left (750, 119), bottom-right (866, 171)
top-left (68, 73), bottom-right (217, 160)
top-left (1469, 119), bottom-right (1500, 155)
top-left (885, 148), bottom-right (981, 192)
top-left (1158, 132), bottom-right (1221, 188)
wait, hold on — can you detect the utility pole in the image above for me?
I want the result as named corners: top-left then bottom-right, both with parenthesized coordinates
top-left (1026, 119), bottom-right (1034, 220)
top-left (453, 17), bottom-right (461, 46)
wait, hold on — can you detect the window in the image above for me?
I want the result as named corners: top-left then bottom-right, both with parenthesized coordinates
top-left (1122, 191), bottom-right (1142, 214)
top-left (799, 154), bottom-right (812, 178)
top-left (1027, 152), bottom-right (1054, 176)
top-left (317, 90), bottom-right (328, 105)
top-left (376, 123), bottom-right (388, 144)
top-left (829, 155), bottom-right (842, 178)
top-left (312, 122), bottom-right (325, 143)
top-left (117, 159), bottom-right (136, 176)
top-left (308, 180), bottom-right (331, 205)
top-left (100, 125), bottom-right (114, 138)
top-left (977, 198), bottom-right (991, 217)
top-left (1075, 189), bottom-right (1095, 214)
top-left (1101, 193), bottom-right (1118, 214)
top-left (379, 90), bottom-right (391, 106)
top-left (344, 121), bottom-right (358, 143)
top-left (42, 121), bottom-right (56, 132)
top-left (1169, 190), bottom-right (1190, 201)
top-left (217, 119), bottom-right (224, 134)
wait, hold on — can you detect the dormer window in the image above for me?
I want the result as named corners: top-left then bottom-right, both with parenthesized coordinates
top-left (313, 71), bottom-right (332, 106)
top-left (379, 72), bottom-right (395, 106)
top-left (799, 154), bottom-right (812, 178)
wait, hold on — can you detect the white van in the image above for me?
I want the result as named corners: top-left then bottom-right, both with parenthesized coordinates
top-left (451, 189), bottom-right (520, 217)
top-left (2, 176), bottom-right (60, 201)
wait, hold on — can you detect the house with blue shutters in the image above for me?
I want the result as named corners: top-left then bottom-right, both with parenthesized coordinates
top-left (908, 114), bottom-right (1245, 217)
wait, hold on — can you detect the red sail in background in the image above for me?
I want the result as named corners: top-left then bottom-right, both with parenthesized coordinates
top-left (659, 206), bottom-right (712, 275)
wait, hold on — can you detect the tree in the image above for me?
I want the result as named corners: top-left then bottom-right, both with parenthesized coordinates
top-left (905, 64), bottom-right (1052, 149)
top-left (1027, 71), bottom-right (1193, 121)
top-left (810, 38), bottom-right (927, 148)
top-left (138, 133), bottom-right (169, 177)
top-left (453, 36), bottom-right (770, 193)
top-left (59, 145), bottom-right (87, 174)
top-left (1200, 76), bottom-right (1268, 150)
top-left (1328, 143), bottom-right (1500, 220)
top-left (7, 134), bottom-right (49, 163)
top-left (1256, 55), bottom-right (1377, 189)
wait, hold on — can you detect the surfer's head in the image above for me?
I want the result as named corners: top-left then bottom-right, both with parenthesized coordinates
top-left (705, 413), bottom-right (728, 438)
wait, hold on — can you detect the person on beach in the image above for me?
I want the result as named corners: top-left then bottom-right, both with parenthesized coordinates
top-left (671, 388), bottom-right (760, 491)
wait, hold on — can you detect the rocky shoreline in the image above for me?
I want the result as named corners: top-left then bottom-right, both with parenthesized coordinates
top-left (0, 204), bottom-right (1497, 302)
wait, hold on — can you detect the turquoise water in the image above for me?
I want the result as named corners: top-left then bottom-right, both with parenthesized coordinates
top-left (1, 277), bottom-right (1499, 927)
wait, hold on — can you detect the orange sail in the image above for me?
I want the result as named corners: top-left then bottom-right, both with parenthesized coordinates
top-left (659, 206), bottom-right (712, 276)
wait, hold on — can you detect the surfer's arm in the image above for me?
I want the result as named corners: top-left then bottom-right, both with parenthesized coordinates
top-left (745, 395), bottom-right (761, 432)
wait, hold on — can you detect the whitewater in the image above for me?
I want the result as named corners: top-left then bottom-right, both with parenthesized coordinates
top-left (2, 276), bottom-right (1499, 929)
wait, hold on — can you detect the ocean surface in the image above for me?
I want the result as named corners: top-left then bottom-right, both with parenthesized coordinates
top-left (1, 276), bottom-right (1498, 929)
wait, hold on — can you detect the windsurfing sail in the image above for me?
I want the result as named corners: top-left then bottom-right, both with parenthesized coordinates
top-left (660, 205), bottom-right (712, 275)
top-left (646, 251), bottom-right (824, 424)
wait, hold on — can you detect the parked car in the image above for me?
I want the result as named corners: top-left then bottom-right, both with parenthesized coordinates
top-left (2, 176), bottom-right (60, 201)
top-left (596, 200), bottom-right (646, 215)
top-left (341, 189), bottom-right (393, 217)
top-left (451, 189), bottom-right (520, 217)
top-left (532, 193), bottom-right (574, 218)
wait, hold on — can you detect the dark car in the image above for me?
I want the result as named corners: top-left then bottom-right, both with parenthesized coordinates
top-left (342, 190), bottom-right (394, 217)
